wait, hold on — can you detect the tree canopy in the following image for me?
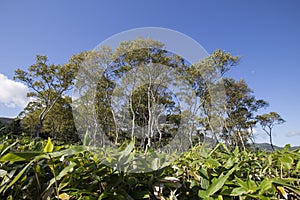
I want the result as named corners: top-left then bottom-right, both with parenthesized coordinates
top-left (256, 112), bottom-right (285, 150)
top-left (13, 38), bottom-right (284, 150)
top-left (14, 55), bottom-right (79, 137)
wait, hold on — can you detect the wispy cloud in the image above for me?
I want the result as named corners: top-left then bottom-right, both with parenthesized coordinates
top-left (0, 73), bottom-right (29, 108)
top-left (286, 130), bottom-right (300, 137)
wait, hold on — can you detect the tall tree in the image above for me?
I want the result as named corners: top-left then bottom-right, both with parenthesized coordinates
top-left (222, 78), bottom-right (268, 149)
top-left (101, 40), bottom-right (184, 150)
top-left (188, 50), bottom-right (240, 146)
top-left (14, 55), bottom-right (79, 137)
top-left (256, 112), bottom-right (285, 150)
top-left (73, 38), bottom-right (187, 149)
top-left (72, 39), bottom-right (272, 151)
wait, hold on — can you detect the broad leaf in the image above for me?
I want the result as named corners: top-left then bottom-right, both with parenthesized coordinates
top-left (0, 152), bottom-right (41, 163)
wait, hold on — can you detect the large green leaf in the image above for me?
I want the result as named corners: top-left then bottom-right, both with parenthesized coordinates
top-left (0, 152), bottom-right (41, 163)
top-left (198, 165), bottom-right (238, 198)
top-left (36, 145), bottom-right (86, 160)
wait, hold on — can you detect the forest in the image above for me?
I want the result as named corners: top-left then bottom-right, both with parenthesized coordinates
top-left (0, 38), bottom-right (299, 199)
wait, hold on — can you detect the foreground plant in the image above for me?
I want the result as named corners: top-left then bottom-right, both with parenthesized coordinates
top-left (0, 136), bottom-right (299, 199)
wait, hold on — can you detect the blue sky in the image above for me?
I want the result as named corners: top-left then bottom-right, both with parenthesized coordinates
top-left (0, 0), bottom-right (299, 146)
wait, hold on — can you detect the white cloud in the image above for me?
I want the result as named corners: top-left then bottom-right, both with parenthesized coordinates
top-left (0, 73), bottom-right (29, 108)
top-left (286, 131), bottom-right (300, 137)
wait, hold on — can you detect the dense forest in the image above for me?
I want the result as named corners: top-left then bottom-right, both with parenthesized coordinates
top-left (0, 39), bottom-right (299, 199)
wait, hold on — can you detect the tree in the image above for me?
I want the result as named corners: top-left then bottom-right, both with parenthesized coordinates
top-left (73, 40), bottom-right (272, 151)
top-left (108, 40), bottom-right (184, 150)
top-left (73, 38), bottom-right (188, 150)
top-left (187, 50), bottom-right (240, 146)
top-left (222, 78), bottom-right (268, 149)
top-left (256, 112), bottom-right (285, 150)
top-left (71, 38), bottom-right (273, 152)
top-left (19, 96), bottom-right (79, 142)
top-left (14, 55), bottom-right (79, 137)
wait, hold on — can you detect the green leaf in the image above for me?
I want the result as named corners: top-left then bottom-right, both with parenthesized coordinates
top-left (199, 168), bottom-right (210, 189)
top-left (83, 129), bottom-right (90, 146)
top-left (199, 165), bottom-right (238, 198)
top-left (259, 178), bottom-right (273, 194)
top-left (36, 145), bottom-right (86, 160)
top-left (233, 146), bottom-right (239, 156)
top-left (230, 176), bottom-right (257, 196)
top-left (231, 187), bottom-right (248, 196)
top-left (0, 141), bottom-right (18, 156)
top-left (224, 157), bottom-right (237, 169)
top-left (45, 162), bottom-right (76, 192)
top-left (4, 161), bottom-right (33, 192)
top-left (246, 176), bottom-right (257, 192)
top-left (206, 157), bottom-right (221, 168)
top-left (282, 144), bottom-right (291, 152)
top-left (56, 162), bottom-right (76, 180)
top-left (234, 176), bottom-right (248, 189)
top-left (0, 152), bottom-right (41, 163)
top-left (121, 140), bottom-right (134, 157)
top-left (44, 137), bottom-right (54, 153)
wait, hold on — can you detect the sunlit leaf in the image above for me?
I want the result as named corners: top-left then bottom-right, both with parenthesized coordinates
top-left (44, 137), bottom-right (54, 153)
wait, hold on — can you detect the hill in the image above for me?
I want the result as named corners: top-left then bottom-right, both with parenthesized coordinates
top-left (0, 117), bottom-right (14, 125)
top-left (0, 117), bottom-right (14, 128)
top-left (254, 142), bottom-right (300, 151)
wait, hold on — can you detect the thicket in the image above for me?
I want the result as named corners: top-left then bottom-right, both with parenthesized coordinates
top-left (0, 135), bottom-right (299, 199)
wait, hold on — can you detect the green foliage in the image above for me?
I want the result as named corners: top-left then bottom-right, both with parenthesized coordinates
top-left (256, 112), bottom-right (285, 150)
top-left (0, 136), bottom-right (299, 199)
top-left (12, 39), bottom-right (282, 152)
top-left (20, 96), bottom-right (79, 142)
top-left (220, 78), bottom-right (269, 149)
top-left (14, 55), bottom-right (79, 137)
top-left (0, 119), bottom-right (22, 136)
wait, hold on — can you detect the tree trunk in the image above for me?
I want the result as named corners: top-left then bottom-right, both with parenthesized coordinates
top-left (36, 97), bottom-right (60, 138)
top-left (268, 127), bottom-right (274, 151)
top-left (129, 91), bottom-right (136, 140)
top-left (237, 129), bottom-right (245, 150)
top-left (269, 135), bottom-right (274, 151)
top-left (36, 107), bottom-right (47, 137)
top-left (269, 129), bottom-right (274, 151)
top-left (147, 85), bottom-right (152, 150)
top-left (36, 119), bottom-right (42, 138)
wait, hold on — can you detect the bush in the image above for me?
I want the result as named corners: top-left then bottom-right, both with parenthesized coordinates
top-left (0, 136), bottom-right (299, 199)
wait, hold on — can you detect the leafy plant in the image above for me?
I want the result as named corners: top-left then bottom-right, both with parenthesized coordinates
top-left (0, 136), bottom-right (299, 199)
